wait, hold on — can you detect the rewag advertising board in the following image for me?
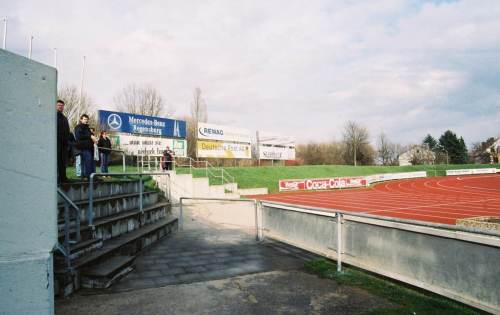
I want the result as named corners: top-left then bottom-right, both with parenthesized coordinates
top-left (279, 176), bottom-right (367, 192)
top-left (197, 122), bottom-right (251, 144)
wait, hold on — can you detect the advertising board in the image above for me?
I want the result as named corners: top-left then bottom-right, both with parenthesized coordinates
top-left (197, 140), bottom-right (251, 159)
top-left (197, 122), bottom-right (251, 143)
top-left (257, 131), bottom-right (295, 147)
top-left (279, 176), bottom-right (367, 191)
top-left (118, 134), bottom-right (187, 157)
top-left (445, 168), bottom-right (497, 176)
top-left (258, 145), bottom-right (296, 160)
top-left (98, 110), bottom-right (186, 138)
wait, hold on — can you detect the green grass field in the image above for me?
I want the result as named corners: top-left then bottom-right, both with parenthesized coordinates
top-left (177, 163), bottom-right (500, 193)
top-left (67, 163), bottom-right (499, 193)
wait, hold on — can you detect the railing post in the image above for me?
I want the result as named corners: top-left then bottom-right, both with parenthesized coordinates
top-left (254, 200), bottom-right (259, 241)
top-left (221, 169), bottom-right (223, 184)
top-left (139, 174), bottom-right (143, 214)
top-left (64, 202), bottom-right (70, 253)
top-left (179, 198), bottom-right (184, 230)
top-left (167, 174), bottom-right (171, 202)
top-left (205, 161), bottom-right (208, 178)
top-left (258, 201), bottom-right (263, 241)
top-left (337, 212), bottom-right (342, 273)
top-left (88, 174), bottom-right (94, 227)
top-left (122, 152), bottom-right (126, 173)
top-left (75, 204), bottom-right (81, 242)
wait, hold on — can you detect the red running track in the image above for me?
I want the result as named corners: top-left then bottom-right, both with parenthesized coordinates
top-left (253, 174), bottom-right (500, 225)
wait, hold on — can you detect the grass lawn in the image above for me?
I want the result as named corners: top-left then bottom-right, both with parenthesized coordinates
top-left (66, 163), bottom-right (499, 193)
top-left (177, 163), bottom-right (500, 193)
top-left (305, 259), bottom-right (487, 315)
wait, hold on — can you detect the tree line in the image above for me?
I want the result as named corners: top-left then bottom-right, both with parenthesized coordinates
top-left (58, 84), bottom-right (495, 166)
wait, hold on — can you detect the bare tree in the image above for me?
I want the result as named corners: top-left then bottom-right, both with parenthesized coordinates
top-left (343, 121), bottom-right (371, 166)
top-left (187, 87), bottom-right (208, 158)
top-left (190, 87), bottom-right (208, 123)
top-left (114, 83), bottom-right (172, 117)
top-left (58, 85), bottom-right (95, 130)
top-left (377, 132), bottom-right (399, 165)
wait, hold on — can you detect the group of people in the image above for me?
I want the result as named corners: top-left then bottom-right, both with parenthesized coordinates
top-left (57, 100), bottom-right (112, 183)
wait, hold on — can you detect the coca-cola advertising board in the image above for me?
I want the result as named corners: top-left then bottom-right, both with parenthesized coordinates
top-left (279, 177), bottom-right (367, 192)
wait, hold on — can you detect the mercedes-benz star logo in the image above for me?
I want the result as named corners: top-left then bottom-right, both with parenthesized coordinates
top-left (107, 114), bottom-right (122, 130)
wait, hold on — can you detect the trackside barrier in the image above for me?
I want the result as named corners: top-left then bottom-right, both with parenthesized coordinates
top-left (365, 171), bottom-right (427, 184)
top-left (279, 171), bottom-right (428, 192)
top-left (259, 201), bottom-right (500, 314)
top-left (445, 168), bottom-right (497, 176)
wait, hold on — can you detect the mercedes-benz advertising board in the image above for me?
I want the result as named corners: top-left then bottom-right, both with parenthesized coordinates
top-left (98, 110), bottom-right (186, 138)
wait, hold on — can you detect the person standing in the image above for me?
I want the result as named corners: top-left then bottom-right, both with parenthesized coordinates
top-left (56, 100), bottom-right (70, 183)
top-left (74, 114), bottom-right (96, 179)
top-left (97, 131), bottom-right (112, 174)
top-left (162, 146), bottom-right (174, 171)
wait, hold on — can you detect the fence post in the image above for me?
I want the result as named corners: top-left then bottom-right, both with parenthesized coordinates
top-left (122, 152), bottom-right (126, 173)
top-left (337, 212), bottom-right (342, 273)
top-left (88, 174), bottom-right (94, 227)
top-left (179, 198), bottom-right (184, 230)
top-left (139, 174), bottom-right (143, 214)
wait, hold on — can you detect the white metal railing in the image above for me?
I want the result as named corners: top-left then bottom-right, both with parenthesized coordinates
top-left (174, 157), bottom-right (235, 187)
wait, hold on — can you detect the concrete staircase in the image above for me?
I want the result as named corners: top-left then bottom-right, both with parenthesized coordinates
top-left (54, 179), bottom-right (178, 296)
top-left (153, 171), bottom-right (268, 203)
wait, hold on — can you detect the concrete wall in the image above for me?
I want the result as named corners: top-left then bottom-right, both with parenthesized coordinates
top-left (261, 203), bottom-right (500, 314)
top-left (0, 50), bottom-right (57, 315)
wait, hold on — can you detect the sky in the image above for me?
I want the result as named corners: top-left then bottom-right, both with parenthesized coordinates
top-left (2, 0), bottom-right (500, 146)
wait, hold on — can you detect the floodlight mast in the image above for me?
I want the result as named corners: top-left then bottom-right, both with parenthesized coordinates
top-left (2, 17), bottom-right (7, 50)
top-left (78, 55), bottom-right (86, 118)
top-left (28, 35), bottom-right (33, 59)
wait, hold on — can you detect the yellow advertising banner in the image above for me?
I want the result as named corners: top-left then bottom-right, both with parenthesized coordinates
top-left (197, 140), bottom-right (251, 159)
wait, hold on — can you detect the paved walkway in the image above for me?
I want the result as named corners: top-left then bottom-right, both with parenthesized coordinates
top-left (56, 202), bottom-right (392, 314)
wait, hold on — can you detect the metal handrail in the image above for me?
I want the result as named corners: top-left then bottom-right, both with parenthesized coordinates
top-left (88, 172), bottom-right (171, 229)
top-left (97, 147), bottom-right (126, 172)
top-left (174, 156), bottom-right (236, 187)
top-left (56, 188), bottom-right (82, 272)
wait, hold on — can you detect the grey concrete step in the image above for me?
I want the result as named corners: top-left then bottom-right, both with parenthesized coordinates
top-left (58, 201), bottom-right (171, 242)
top-left (54, 216), bottom-right (178, 296)
top-left (58, 179), bottom-right (146, 203)
top-left (57, 190), bottom-right (161, 224)
top-left (81, 256), bottom-right (136, 289)
top-left (57, 216), bottom-right (178, 271)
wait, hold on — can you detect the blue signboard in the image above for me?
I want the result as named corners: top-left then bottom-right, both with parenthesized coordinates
top-left (98, 110), bottom-right (186, 138)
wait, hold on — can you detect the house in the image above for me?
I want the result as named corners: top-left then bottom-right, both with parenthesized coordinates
top-left (399, 145), bottom-right (436, 166)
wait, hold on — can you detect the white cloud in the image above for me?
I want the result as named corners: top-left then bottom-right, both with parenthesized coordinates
top-left (2, 0), bottom-right (500, 146)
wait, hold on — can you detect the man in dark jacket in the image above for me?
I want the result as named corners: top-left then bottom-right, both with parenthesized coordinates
top-left (57, 100), bottom-right (70, 183)
top-left (74, 114), bottom-right (96, 179)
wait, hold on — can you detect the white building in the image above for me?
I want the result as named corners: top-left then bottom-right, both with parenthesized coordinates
top-left (399, 145), bottom-right (436, 166)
